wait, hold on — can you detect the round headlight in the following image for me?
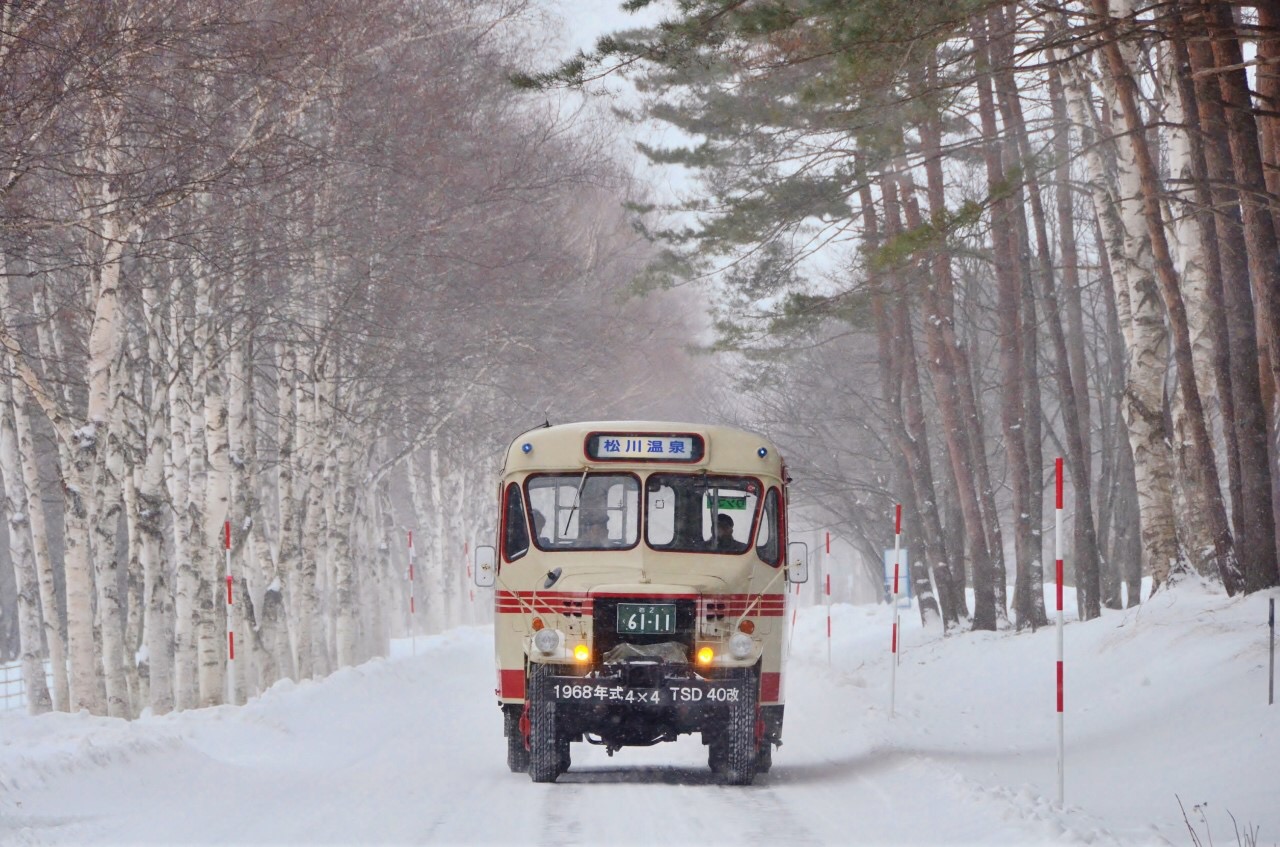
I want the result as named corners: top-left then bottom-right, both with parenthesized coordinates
top-left (728, 632), bottom-right (754, 660)
top-left (533, 628), bottom-right (558, 655)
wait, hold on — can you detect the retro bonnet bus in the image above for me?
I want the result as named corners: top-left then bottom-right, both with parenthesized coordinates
top-left (473, 421), bottom-right (809, 784)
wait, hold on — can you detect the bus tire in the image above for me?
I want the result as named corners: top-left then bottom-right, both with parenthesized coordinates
top-left (723, 674), bottom-right (759, 785)
top-left (527, 663), bottom-right (560, 783)
top-left (504, 706), bottom-right (529, 773)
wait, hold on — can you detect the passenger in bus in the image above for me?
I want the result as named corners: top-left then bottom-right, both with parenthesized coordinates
top-left (578, 511), bottom-right (610, 547)
top-left (716, 514), bottom-right (747, 552)
top-left (531, 510), bottom-right (549, 542)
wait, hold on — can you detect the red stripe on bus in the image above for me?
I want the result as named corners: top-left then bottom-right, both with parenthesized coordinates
top-left (590, 592), bottom-right (700, 600)
top-left (496, 591), bottom-right (785, 616)
top-left (500, 669), bottom-right (525, 700)
top-left (760, 672), bottom-right (781, 702)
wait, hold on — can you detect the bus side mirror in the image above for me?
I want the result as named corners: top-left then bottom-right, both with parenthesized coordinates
top-left (474, 545), bottom-right (496, 588)
top-left (786, 541), bottom-right (809, 584)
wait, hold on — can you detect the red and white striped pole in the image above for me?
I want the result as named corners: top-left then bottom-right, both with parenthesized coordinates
top-left (890, 503), bottom-right (902, 718)
top-left (408, 531), bottom-right (417, 656)
top-left (1055, 457), bottom-right (1065, 804)
top-left (224, 520), bottom-right (235, 705)
top-left (825, 572), bottom-right (832, 666)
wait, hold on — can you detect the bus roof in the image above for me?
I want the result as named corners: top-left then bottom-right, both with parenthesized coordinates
top-left (501, 420), bottom-right (785, 478)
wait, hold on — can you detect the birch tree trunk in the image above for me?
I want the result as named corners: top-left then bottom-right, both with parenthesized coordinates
top-left (228, 299), bottom-right (274, 699)
top-left (12, 385), bottom-right (69, 711)
top-left (196, 274), bottom-right (230, 706)
top-left (0, 352), bottom-right (52, 714)
top-left (406, 448), bottom-right (433, 635)
top-left (428, 446), bottom-right (451, 630)
top-left (93, 351), bottom-right (131, 718)
top-left (133, 286), bottom-right (175, 715)
top-left (0, 263), bottom-right (68, 711)
top-left (1056, 39), bottom-right (1182, 595)
top-left (275, 338), bottom-right (303, 679)
top-left (1092, 0), bottom-right (1241, 594)
top-left (168, 304), bottom-right (199, 710)
top-left (331, 431), bottom-right (359, 667)
top-left (293, 345), bottom-right (328, 678)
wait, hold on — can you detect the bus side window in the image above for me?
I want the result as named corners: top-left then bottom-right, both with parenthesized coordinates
top-left (503, 483), bottom-right (530, 562)
top-left (756, 488), bottom-right (781, 566)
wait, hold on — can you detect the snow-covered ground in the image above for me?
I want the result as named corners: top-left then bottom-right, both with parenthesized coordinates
top-left (1, 582), bottom-right (1276, 846)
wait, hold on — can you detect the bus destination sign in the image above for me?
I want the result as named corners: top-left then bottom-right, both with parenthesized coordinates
top-left (585, 432), bottom-right (704, 463)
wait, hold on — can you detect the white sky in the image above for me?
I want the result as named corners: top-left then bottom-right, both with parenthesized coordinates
top-left (2, 582), bottom-right (1276, 844)
top-left (541, 0), bottom-right (669, 53)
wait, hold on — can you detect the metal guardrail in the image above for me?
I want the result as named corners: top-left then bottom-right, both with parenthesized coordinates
top-left (0, 660), bottom-right (53, 712)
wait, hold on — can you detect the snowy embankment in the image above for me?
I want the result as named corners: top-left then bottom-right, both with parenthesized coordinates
top-left (0, 583), bottom-right (1275, 846)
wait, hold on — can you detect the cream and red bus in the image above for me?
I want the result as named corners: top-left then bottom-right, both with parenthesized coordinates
top-left (473, 421), bottom-right (808, 784)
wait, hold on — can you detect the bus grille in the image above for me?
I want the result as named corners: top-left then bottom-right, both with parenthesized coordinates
top-left (591, 597), bottom-right (697, 663)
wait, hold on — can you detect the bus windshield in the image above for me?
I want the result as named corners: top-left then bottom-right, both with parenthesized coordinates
top-left (645, 474), bottom-right (760, 554)
top-left (527, 473), bottom-right (640, 549)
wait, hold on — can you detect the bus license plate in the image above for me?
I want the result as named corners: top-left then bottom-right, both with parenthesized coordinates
top-left (616, 603), bottom-right (677, 635)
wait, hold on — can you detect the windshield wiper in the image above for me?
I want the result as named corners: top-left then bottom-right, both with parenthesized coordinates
top-left (561, 468), bottom-right (590, 536)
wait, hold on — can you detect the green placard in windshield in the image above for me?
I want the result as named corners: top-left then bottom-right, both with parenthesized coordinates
top-left (707, 495), bottom-right (746, 510)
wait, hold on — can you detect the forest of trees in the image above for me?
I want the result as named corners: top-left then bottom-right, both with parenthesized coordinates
top-left (2, 0), bottom-right (1279, 719)
top-left (518, 0), bottom-right (1280, 631)
top-left (0, 0), bottom-right (712, 717)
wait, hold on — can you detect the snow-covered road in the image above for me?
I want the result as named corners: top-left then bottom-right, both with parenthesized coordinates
top-left (2, 588), bottom-right (1275, 846)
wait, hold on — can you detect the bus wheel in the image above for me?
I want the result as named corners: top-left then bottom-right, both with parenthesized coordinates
top-left (723, 674), bottom-right (759, 786)
top-left (504, 705), bottom-right (529, 773)
top-left (527, 663), bottom-right (560, 783)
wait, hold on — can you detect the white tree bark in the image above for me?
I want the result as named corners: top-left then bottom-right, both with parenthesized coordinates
top-left (275, 338), bottom-right (302, 680)
top-left (296, 349), bottom-right (331, 678)
top-left (0, 348), bottom-right (52, 714)
top-left (406, 448), bottom-right (433, 636)
top-left (0, 261), bottom-right (67, 711)
top-left (331, 431), bottom-right (359, 667)
top-left (195, 273), bottom-right (230, 706)
top-left (137, 285), bottom-right (174, 715)
top-left (1058, 41), bottom-right (1182, 590)
top-left (167, 305), bottom-right (199, 710)
top-left (1156, 37), bottom-right (1219, 577)
top-left (12, 386), bottom-right (69, 712)
top-left (92, 351), bottom-right (131, 717)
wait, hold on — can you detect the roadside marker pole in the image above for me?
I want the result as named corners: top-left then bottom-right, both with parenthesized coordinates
top-left (408, 531), bottom-right (417, 657)
top-left (1268, 598), bottom-right (1274, 706)
top-left (224, 520), bottom-right (235, 706)
top-left (825, 572), bottom-right (832, 666)
top-left (1055, 457), bottom-right (1065, 804)
top-left (890, 504), bottom-right (902, 718)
